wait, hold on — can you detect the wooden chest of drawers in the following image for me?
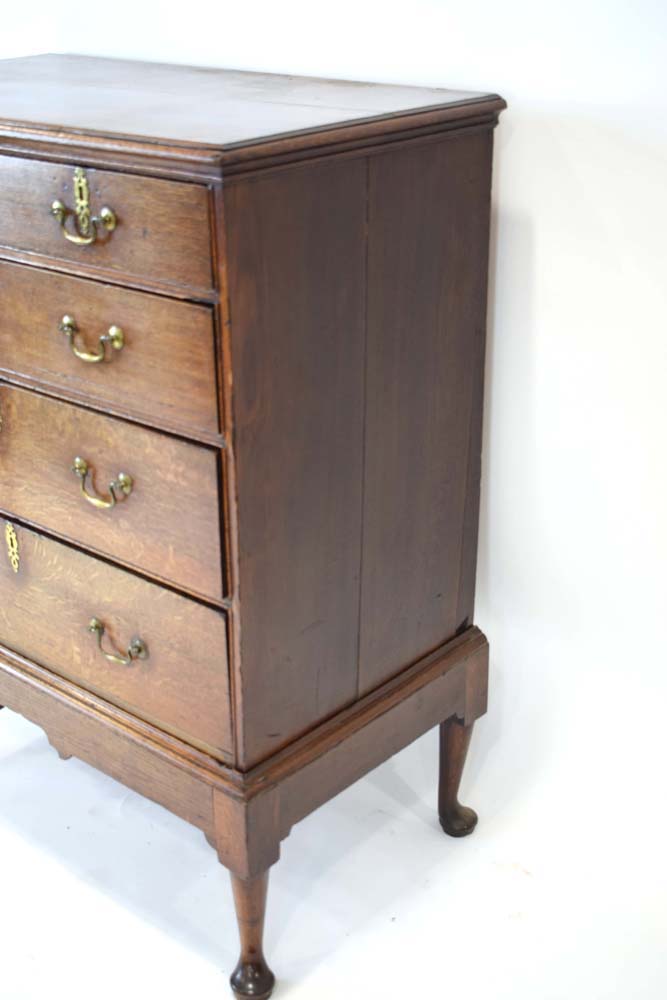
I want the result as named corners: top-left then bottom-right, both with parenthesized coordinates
top-left (0, 54), bottom-right (504, 999)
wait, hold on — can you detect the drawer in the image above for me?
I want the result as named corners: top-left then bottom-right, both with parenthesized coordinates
top-left (0, 155), bottom-right (212, 293)
top-left (0, 521), bottom-right (232, 759)
top-left (0, 384), bottom-right (224, 601)
top-left (0, 261), bottom-right (219, 436)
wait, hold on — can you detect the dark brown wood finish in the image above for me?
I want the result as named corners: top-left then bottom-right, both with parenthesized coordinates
top-left (439, 716), bottom-right (479, 837)
top-left (226, 128), bottom-right (494, 762)
top-left (358, 129), bottom-right (494, 695)
top-left (0, 643), bottom-right (233, 840)
top-left (226, 159), bottom-right (367, 767)
top-left (0, 624), bottom-right (487, 867)
top-left (0, 154), bottom-right (213, 294)
top-left (0, 260), bottom-right (220, 437)
top-left (455, 237), bottom-right (491, 631)
top-left (0, 54), bottom-right (504, 1000)
top-left (242, 627), bottom-right (489, 847)
top-left (229, 872), bottom-right (276, 1000)
top-left (0, 54), bottom-right (503, 151)
top-left (0, 521), bottom-right (232, 757)
top-left (0, 383), bottom-right (225, 601)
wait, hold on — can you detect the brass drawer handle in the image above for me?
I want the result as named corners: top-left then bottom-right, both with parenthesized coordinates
top-left (50, 167), bottom-right (117, 246)
top-left (59, 315), bottom-right (124, 364)
top-left (72, 456), bottom-right (133, 509)
top-left (88, 617), bottom-right (148, 665)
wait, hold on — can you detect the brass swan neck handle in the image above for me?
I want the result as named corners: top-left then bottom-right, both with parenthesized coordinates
top-left (88, 618), bottom-right (148, 666)
top-left (72, 457), bottom-right (133, 510)
top-left (59, 315), bottom-right (124, 364)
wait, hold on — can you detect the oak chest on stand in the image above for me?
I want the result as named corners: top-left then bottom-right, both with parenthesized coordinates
top-left (0, 54), bottom-right (504, 998)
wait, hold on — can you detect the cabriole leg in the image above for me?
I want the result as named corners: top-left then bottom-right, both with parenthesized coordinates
top-left (230, 870), bottom-right (276, 1000)
top-left (438, 716), bottom-right (478, 837)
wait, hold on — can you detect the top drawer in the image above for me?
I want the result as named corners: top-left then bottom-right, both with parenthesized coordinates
top-left (0, 156), bottom-right (213, 294)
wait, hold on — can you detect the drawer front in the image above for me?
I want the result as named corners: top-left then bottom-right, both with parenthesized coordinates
top-left (0, 521), bottom-right (232, 758)
top-left (0, 261), bottom-right (219, 436)
top-left (0, 384), bottom-right (224, 601)
top-left (0, 155), bottom-right (212, 293)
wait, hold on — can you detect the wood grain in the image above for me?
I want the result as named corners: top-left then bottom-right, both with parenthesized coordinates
top-left (226, 159), bottom-right (367, 768)
top-left (0, 623), bottom-right (486, 863)
top-left (0, 54), bottom-right (505, 153)
top-left (0, 383), bottom-right (225, 601)
top-left (0, 643), bottom-right (239, 831)
top-left (0, 522), bottom-right (232, 757)
top-left (358, 130), bottom-right (494, 695)
top-left (0, 53), bottom-right (505, 1000)
top-left (245, 628), bottom-right (488, 839)
top-left (0, 260), bottom-right (219, 436)
top-left (0, 154), bottom-right (213, 294)
top-left (0, 55), bottom-right (504, 1000)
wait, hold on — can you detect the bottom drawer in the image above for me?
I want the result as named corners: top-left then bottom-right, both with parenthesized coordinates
top-left (0, 521), bottom-right (232, 760)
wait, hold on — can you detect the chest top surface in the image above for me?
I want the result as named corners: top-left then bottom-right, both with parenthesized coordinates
top-left (0, 53), bottom-right (502, 149)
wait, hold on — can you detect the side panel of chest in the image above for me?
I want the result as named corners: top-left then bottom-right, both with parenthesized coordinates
top-left (358, 130), bottom-right (494, 694)
top-left (225, 160), bottom-right (367, 768)
top-left (225, 129), bottom-right (495, 767)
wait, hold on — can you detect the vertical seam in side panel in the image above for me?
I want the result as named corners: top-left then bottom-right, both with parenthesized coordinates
top-left (355, 156), bottom-right (371, 700)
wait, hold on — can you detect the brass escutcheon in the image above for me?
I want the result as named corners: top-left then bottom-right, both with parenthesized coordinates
top-left (4, 522), bottom-right (19, 573)
top-left (50, 167), bottom-right (117, 245)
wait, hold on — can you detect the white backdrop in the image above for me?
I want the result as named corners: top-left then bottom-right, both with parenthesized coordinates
top-left (1, 4), bottom-right (666, 998)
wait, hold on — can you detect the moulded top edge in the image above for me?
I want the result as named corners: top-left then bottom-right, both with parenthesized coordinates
top-left (0, 53), bottom-right (506, 159)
